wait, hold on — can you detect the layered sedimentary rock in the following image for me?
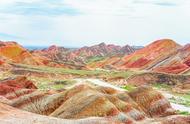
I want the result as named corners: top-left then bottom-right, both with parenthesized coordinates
top-left (0, 41), bottom-right (42, 65)
top-left (88, 39), bottom-right (190, 74)
top-left (32, 43), bottom-right (135, 69)
top-left (128, 86), bottom-right (175, 117)
top-left (0, 102), bottom-right (121, 124)
top-left (0, 76), bottom-right (190, 124)
top-left (154, 44), bottom-right (190, 74)
top-left (119, 39), bottom-right (181, 70)
top-left (0, 41), bottom-right (64, 67)
top-left (126, 72), bottom-right (190, 93)
top-left (0, 76), bottom-right (37, 96)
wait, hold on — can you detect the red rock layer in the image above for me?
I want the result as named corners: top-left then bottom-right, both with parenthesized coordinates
top-left (119, 39), bottom-right (181, 69)
top-left (0, 76), bottom-right (37, 96)
top-left (88, 39), bottom-right (190, 74)
top-left (0, 41), bottom-right (65, 67)
top-left (154, 44), bottom-right (190, 74)
top-left (32, 43), bottom-right (135, 69)
top-left (0, 76), bottom-right (189, 124)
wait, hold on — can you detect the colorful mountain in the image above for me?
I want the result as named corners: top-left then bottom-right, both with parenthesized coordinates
top-left (69, 43), bottom-right (134, 58)
top-left (32, 42), bottom-right (135, 69)
top-left (0, 41), bottom-right (65, 67)
top-left (153, 44), bottom-right (190, 74)
top-left (87, 56), bottom-right (122, 69)
top-left (119, 39), bottom-right (181, 70)
top-left (88, 39), bottom-right (190, 74)
top-left (0, 41), bottom-right (44, 65)
top-left (1, 40), bottom-right (190, 74)
top-left (1, 76), bottom-right (190, 124)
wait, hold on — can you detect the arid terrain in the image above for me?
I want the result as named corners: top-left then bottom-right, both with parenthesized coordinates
top-left (0, 39), bottom-right (190, 124)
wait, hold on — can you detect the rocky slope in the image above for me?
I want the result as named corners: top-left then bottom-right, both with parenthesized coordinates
top-left (0, 102), bottom-right (120, 124)
top-left (32, 42), bottom-right (135, 69)
top-left (126, 72), bottom-right (190, 93)
top-left (0, 41), bottom-right (43, 65)
top-left (88, 39), bottom-right (190, 74)
top-left (119, 39), bottom-right (181, 70)
top-left (0, 76), bottom-right (190, 124)
top-left (153, 44), bottom-right (190, 74)
top-left (70, 43), bottom-right (134, 58)
top-left (1, 40), bottom-right (190, 74)
top-left (0, 41), bottom-right (65, 68)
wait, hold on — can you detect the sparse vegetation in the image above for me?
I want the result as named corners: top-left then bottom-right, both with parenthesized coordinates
top-left (122, 85), bottom-right (136, 92)
top-left (169, 94), bottom-right (190, 107)
top-left (153, 83), bottom-right (171, 90)
top-left (11, 63), bottom-right (107, 76)
top-left (177, 110), bottom-right (190, 115)
top-left (152, 83), bottom-right (190, 107)
top-left (107, 70), bottom-right (137, 79)
top-left (10, 63), bottom-right (140, 79)
top-left (87, 56), bottom-right (106, 64)
top-left (28, 76), bottom-right (77, 90)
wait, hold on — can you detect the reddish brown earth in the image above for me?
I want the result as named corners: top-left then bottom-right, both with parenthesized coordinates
top-left (88, 56), bottom-right (122, 69)
top-left (0, 76), bottom-right (190, 124)
top-left (125, 72), bottom-right (190, 93)
top-left (0, 41), bottom-right (42, 65)
top-left (69, 43), bottom-right (134, 59)
top-left (32, 42), bottom-right (135, 69)
top-left (0, 41), bottom-right (65, 68)
top-left (0, 59), bottom-right (4, 65)
top-left (88, 39), bottom-right (190, 74)
top-left (118, 39), bottom-right (181, 70)
top-left (0, 76), bottom-right (37, 96)
top-left (0, 102), bottom-right (122, 124)
top-left (88, 39), bottom-right (180, 70)
top-left (154, 44), bottom-right (190, 74)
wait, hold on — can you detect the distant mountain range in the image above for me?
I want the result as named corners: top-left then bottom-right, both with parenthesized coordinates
top-left (0, 39), bottom-right (190, 74)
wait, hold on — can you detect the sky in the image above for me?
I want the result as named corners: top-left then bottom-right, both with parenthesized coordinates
top-left (0, 0), bottom-right (190, 47)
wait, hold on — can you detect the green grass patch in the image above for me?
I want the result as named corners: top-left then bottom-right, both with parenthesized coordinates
top-left (152, 83), bottom-right (190, 107)
top-left (122, 85), bottom-right (136, 92)
top-left (11, 63), bottom-right (140, 79)
top-left (87, 56), bottom-right (106, 64)
top-left (51, 84), bottom-right (65, 90)
top-left (28, 76), bottom-right (76, 90)
top-left (153, 83), bottom-right (171, 90)
top-left (169, 93), bottom-right (190, 107)
top-left (11, 63), bottom-right (108, 76)
top-left (177, 110), bottom-right (190, 115)
top-left (105, 70), bottom-right (139, 79)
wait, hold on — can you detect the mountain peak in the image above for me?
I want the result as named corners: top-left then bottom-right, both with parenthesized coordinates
top-left (149, 39), bottom-right (180, 47)
top-left (97, 42), bottom-right (106, 47)
top-left (46, 45), bottom-right (58, 51)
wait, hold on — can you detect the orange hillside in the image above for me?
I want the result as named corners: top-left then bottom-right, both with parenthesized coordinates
top-left (119, 39), bottom-right (181, 70)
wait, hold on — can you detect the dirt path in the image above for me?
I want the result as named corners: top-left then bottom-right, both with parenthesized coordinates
top-left (74, 78), bottom-right (125, 91)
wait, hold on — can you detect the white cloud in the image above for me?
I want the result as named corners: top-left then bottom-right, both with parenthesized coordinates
top-left (0, 0), bottom-right (190, 46)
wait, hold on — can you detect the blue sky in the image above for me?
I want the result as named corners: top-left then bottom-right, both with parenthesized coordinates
top-left (0, 0), bottom-right (190, 47)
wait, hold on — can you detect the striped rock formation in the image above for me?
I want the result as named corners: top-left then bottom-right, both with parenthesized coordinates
top-left (0, 76), bottom-right (37, 96)
top-left (0, 41), bottom-right (65, 67)
top-left (0, 102), bottom-right (121, 124)
top-left (88, 39), bottom-right (181, 71)
top-left (126, 72), bottom-right (190, 93)
top-left (154, 44), bottom-right (190, 74)
top-left (0, 76), bottom-right (190, 124)
top-left (88, 39), bottom-right (190, 74)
